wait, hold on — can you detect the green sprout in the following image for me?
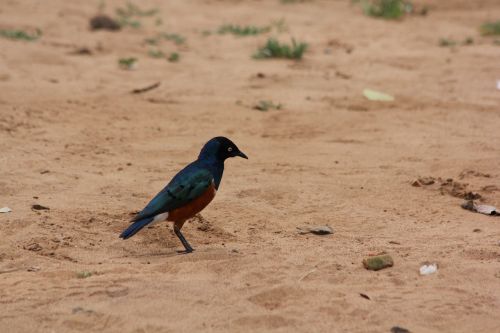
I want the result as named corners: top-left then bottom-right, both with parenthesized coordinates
top-left (439, 38), bottom-right (457, 47)
top-left (118, 57), bottom-right (137, 69)
top-left (116, 17), bottom-right (141, 29)
top-left (115, 2), bottom-right (159, 28)
top-left (218, 24), bottom-right (271, 36)
top-left (361, 0), bottom-right (413, 20)
top-left (116, 2), bottom-right (158, 18)
top-left (480, 21), bottom-right (500, 36)
top-left (148, 49), bottom-right (165, 58)
top-left (160, 33), bottom-right (185, 45)
top-left (253, 38), bottom-right (307, 60)
top-left (439, 37), bottom-right (474, 47)
top-left (144, 37), bottom-right (159, 45)
top-left (168, 52), bottom-right (180, 62)
top-left (0, 28), bottom-right (41, 41)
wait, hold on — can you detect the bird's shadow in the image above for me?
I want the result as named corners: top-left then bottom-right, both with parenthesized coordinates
top-left (122, 248), bottom-right (195, 259)
top-left (176, 249), bottom-right (195, 255)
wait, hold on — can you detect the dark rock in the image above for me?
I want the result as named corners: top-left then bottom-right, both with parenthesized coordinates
top-left (309, 225), bottom-right (333, 235)
top-left (32, 204), bottom-right (50, 210)
top-left (359, 293), bottom-right (370, 300)
top-left (70, 47), bottom-right (93, 55)
top-left (417, 177), bottom-right (435, 185)
top-left (90, 15), bottom-right (121, 31)
top-left (464, 192), bottom-right (481, 200)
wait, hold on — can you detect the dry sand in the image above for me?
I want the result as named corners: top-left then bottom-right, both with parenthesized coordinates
top-left (1, 0), bottom-right (500, 332)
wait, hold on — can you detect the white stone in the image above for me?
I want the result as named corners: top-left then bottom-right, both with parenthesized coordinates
top-left (419, 263), bottom-right (438, 276)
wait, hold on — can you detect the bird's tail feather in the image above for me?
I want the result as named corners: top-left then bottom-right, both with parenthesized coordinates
top-left (119, 217), bottom-right (154, 239)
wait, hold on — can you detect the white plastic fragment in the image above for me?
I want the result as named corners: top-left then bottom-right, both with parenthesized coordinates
top-left (419, 263), bottom-right (438, 276)
top-left (461, 200), bottom-right (498, 216)
top-left (496, 80), bottom-right (500, 91)
top-left (476, 204), bottom-right (498, 215)
top-left (0, 207), bottom-right (12, 213)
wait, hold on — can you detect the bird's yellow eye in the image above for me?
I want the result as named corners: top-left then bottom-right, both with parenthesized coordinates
top-left (228, 147), bottom-right (233, 152)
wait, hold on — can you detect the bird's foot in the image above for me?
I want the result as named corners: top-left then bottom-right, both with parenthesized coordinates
top-left (177, 247), bottom-right (194, 254)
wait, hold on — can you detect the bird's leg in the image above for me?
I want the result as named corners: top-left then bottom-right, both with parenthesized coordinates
top-left (173, 222), bottom-right (193, 253)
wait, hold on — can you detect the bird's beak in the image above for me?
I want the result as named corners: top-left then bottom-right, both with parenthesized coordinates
top-left (236, 150), bottom-right (248, 159)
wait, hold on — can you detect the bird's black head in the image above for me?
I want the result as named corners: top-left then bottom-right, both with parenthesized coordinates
top-left (199, 137), bottom-right (248, 162)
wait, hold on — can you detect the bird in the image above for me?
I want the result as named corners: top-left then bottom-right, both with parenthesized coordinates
top-left (119, 137), bottom-right (248, 253)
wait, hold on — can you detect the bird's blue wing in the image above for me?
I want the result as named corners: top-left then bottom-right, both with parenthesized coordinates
top-left (133, 165), bottom-right (213, 221)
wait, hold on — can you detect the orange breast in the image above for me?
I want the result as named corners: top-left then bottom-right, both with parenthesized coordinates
top-left (167, 183), bottom-right (216, 223)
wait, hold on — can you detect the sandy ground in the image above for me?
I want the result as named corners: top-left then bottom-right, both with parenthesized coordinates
top-left (1, 0), bottom-right (500, 332)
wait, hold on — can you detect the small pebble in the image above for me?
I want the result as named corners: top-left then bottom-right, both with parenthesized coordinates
top-left (32, 204), bottom-right (50, 211)
top-left (297, 225), bottom-right (333, 235)
top-left (90, 15), bottom-right (121, 31)
top-left (359, 293), bottom-right (370, 300)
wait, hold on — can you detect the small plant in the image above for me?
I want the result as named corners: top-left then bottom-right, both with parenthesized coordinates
top-left (439, 38), bottom-right (457, 47)
top-left (439, 37), bottom-right (474, 47)
top-left (463, 37), bottom-right (474, 45)
top-left (271, 18), bottom-right (288, 33)
top-left (253, 38), bottom-right (307, 60)
top-left (361, 0), bottom-right (412, 20)
top-left (117, 16), bottom-right (141, 28)
top-left (98, 0), bottom-right (106, 12)
top-left (254, 100), bottom-right (282, 111)
top-left (118, 57), bottom-right (137, 69)
top-left (115, 2), bottom-right (159, 28)
top-left (148, 49), bottom-right (165, 58)
top-left (218, 24), bottom-right (271, 36)
top-left (97, 0), bottom-right (106, 13)
top-left (280, 0), bottom-right (308, 3)
top-left (480, 21), bottom-right (500, 36)
top-left (76, 271), bottom-right (92, 279)
top-left (145, 33), bottom-right (185, 46)
top-left (160, 33), bottom-right (185, 45)
top-left (116, 2), bottom-right (158, 18)
top-left (147, 50), bottom-right (180, 63)
top-left (0, 28), bottom-right (41, 41)
top-left (144, 37), bottom-right (159, 45)
top-left (168, 52), bottom-right (180, 62)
